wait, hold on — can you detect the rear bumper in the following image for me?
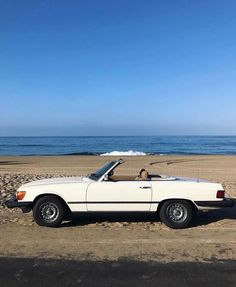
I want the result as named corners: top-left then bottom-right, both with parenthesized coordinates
top-left (195, 198), bottom-right (235, 208)
top-left (5, 197), bottom-right (32, 209)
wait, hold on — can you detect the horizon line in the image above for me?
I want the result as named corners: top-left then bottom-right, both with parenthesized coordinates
top-left (0, 135), bottom-right (236, 138)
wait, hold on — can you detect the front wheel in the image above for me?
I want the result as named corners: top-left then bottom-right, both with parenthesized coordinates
top-left (159, 200), bottom-right (194, 229)
top-left (33, 196), bottom-right (65, 227)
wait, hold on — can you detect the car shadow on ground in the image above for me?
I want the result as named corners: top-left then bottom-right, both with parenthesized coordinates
top-left (61, 199), bottom-right (236, 228)
top-left (62, 212), bottom-right (159, 227)
top-left (191, 198), bottom-right (236, 227)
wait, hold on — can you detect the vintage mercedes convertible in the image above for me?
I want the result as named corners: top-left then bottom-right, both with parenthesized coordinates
top-left (6, 159), bottom-right (234, 229)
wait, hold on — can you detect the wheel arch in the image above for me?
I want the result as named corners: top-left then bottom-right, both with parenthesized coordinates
top-left (33, 193), bottom-right (71, 213)
top-left (157, 198), bottom-right (198, 215)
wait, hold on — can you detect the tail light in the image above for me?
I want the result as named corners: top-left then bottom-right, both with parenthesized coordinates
top-left (17, 191), bottom-right (26, 200)
top-left (216, 190), bottom-right (225, 199)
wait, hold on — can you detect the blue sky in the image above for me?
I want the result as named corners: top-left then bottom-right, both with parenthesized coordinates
top-left (0, 0), bottom-right (236, 136)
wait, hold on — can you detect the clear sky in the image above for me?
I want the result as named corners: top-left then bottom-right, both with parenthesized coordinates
top-left (1, 0), bottom-right (236, 136)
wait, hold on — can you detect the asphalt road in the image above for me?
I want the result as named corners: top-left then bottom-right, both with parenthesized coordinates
top-left (0, 257), bottom-right (236, 287)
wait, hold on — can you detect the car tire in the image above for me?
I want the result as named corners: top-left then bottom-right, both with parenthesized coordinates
top-left (33, 196), bottom-right (65, 227)
top-left (159, 200), bottom-right (193, 229)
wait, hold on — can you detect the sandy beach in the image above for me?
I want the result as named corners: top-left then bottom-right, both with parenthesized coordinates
top-left (0, 155), bottom-right (236, 263)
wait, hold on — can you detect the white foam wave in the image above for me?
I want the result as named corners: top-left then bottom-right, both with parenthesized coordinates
top-left (100, 150), bottom-right (147, 156)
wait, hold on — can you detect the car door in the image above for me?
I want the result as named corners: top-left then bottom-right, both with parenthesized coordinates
top-left (86, 181), bottom-right (152, 211)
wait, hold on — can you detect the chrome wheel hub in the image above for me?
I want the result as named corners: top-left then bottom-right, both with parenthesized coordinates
top-left (167, 203), bottom-right (187, 223)
top-left (40, 203), bottom-right (59, 223)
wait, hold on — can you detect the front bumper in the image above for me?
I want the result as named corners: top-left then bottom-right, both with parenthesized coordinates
top-left (5, 197), bottom-right (32, 210)
top-left (195, 198), bottom-right (235, 208)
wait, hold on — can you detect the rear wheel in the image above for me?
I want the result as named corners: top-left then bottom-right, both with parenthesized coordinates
top-left (33, 196), bottom-right (65, 227)
top-left (159, 200), bottom-right (193, 229)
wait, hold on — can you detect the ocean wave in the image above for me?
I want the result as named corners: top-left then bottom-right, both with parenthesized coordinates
top-left (100, 150), bottom-right (147, 156)
top-left (64, 152), bottom-right (99, 156)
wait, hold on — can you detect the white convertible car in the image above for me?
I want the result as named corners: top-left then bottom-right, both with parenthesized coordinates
top-left (6, 159), bottom-right (234, 229)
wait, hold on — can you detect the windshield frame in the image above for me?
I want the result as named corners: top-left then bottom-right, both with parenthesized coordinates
top-left (88, 159), bottom-right (124, 181)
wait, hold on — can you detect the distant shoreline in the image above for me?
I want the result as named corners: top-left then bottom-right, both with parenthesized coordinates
top-left (1, 153), bottom-right (236, 156)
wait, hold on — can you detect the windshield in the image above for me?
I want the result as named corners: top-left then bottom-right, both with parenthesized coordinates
top-left (88, 161), bottom-right (117, 181)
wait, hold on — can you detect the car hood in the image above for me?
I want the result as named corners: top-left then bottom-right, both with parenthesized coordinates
top-left (19, 176), bottom-right (94, 189)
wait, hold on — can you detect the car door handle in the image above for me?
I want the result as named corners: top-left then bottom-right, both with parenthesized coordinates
top-left (139, 186), bottom-right (151, 189)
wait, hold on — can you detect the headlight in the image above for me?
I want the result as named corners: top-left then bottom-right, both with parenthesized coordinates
top-left (16, 191), bottom-right (26, 200)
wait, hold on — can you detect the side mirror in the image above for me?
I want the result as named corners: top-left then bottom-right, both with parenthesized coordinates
top-left (103, 174), bottom-right (109, 181)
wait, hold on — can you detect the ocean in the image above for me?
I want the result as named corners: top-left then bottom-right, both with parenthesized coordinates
top-left (0, 136), bottom-right (236, 156)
